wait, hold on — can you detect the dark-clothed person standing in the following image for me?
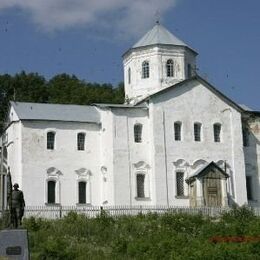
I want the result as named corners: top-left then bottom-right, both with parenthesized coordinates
top-left (11, 183), bottom-right (25, 228)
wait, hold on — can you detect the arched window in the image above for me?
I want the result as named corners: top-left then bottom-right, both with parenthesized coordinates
top-left (47, 131), bottom-right (55, 150)
top-left (77, 133), bottom-right (85, 151)
top-left (134, 123), bottom-right (143, 143)
top-left (142, 61), bottom-right (149, 79)
top-left (166, 59), bottom-right (174, 77)
top-left (174, 122), bottom-right (182, 141)
top-left (136, 174), bottom-right (145, 198)
top-left (194, 123), bottom-right (202, 142)
top-left (128, 67), bottom-right (131, 84)
top-left (213, 123), bottom-right (221, 142)
top-left (47, 180), bottom-right (56, 204)
top-left (78, 181), bottom-right (86, 204)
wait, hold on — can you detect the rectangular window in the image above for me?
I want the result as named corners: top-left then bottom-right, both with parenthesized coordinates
top-left (176, 172), bottom-right (184, 196)
top-left (77, 133), bottom-right (85, 151)
top-left (47, 132), bottom-right (55, 150)
top-left (47, 180), bottom-right (56, 204)
top-left (194, 123), bottom-right (201, 142)
top-left (214, 124), bottom-right (221, 142)
top-left (174, 122), bottom-right (181, 141)
top-left (134, 124), bottom-right (142, 143)
top-left (246, 176), bottom-right (253, 200)
top-left (137, 174), bottom-right (145, 198)
top-left (78, 182), bottom-right (86, 204)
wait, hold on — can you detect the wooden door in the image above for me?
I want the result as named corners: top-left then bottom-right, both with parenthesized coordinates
top-left (203, 173), bottom-right (222, 207)
top-left (189, 182), bottom-right (197, 207)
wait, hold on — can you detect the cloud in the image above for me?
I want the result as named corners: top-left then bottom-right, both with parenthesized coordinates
top-left (0, 0), bottom-right (178, 38)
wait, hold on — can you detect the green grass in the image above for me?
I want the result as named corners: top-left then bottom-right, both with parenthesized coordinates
top-left (2, 207), bottom-right (260, 259)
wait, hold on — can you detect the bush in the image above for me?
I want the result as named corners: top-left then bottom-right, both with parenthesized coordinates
top-left (21, 210), bottom-right (260, 259)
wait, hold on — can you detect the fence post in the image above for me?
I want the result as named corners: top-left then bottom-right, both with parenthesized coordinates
top-left (100, 206), bottom-right (104, 216)
top-left (59, 205), bottom-right (62, 219)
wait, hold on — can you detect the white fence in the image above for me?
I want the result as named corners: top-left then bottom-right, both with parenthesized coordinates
top-left (0, 205), bottom-right (259, 219)
top-left (1, 205), bottom-right (260, 219)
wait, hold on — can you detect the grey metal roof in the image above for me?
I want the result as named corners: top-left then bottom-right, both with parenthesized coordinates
top-left (186, 161), bottom-right (229, 183)
top-left (10, 101), bottom-right (100, 123)
top-left (93, 103), bottom-right (147, 109)
top-left (239, 104), bottom-right (253, 111)
top-left (133, 23), bottom-right (191, 49)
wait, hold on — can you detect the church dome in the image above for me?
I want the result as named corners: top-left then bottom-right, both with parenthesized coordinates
top-left (132, 22), bottom-right (196, 53)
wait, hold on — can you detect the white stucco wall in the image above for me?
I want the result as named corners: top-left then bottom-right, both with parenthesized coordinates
top-left (19, 120), bottom-right (101, 206)
top-left (244, 116), bottom-right (260, 206)
top-left (149, 79), bottom-right (248, 206)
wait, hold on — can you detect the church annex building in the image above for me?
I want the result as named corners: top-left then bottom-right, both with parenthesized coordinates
top-left (0, 23), bottom-right (259, 208)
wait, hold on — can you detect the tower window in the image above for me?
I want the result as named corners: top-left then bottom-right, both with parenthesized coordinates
top-left (136, 174), bottom-right (145, 198)
top-left (134, 123), bottom-right (143, 143)
top-left (128, 67), bottom-right (131, 84)
top-left (176, 172), bottom-right (184, 196)
top-left (47, 132), bottom-right (55, 150)
top-left (174, 122), bottom-right (182, 141)
top-left (213, 123), bottom-right (221, 142)
top-left (194, 123), bottom-right (202, 142)
top-left (166, 59), bottom-right (174, 77)
top-left (47, 180), bottom-right (56, 204)
top-left (78, 181), bottom-right (86, 204)
top-left (77, 133), bottom-right (85, 151)
top-left (142, 61), bottom-right (149, 79)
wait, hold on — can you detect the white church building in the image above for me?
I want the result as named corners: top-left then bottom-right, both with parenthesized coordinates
top-left (1, 23), bottom-right (259, 208)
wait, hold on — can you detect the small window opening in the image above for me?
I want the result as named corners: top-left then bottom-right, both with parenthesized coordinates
top-left (78, 181), bottom-right (86, 204)
top-left (166, 59), bottom-right (174, 77)
top-left (134, 124), bottom-right (143, 143)
top-left (77, 133), bottom-right (85, 151)
top-left (142, 61), bottom-right (149, 79)
top-left (137, 174), bottom-right (145, 198)
top-left (214, 124), bottom-right (221, 142)
top-left (194, 123), bottom-right (201, 142)
top-left (128, 67), bottom-right (131, 84)
top-left (176, 172), bottom-right (184, 196)
top-left (47, 132), bottom-right (55, 150)
top-left (174, 122), bottom-right (182, 141)
top-left (47, 180), bottom-right (56, 204)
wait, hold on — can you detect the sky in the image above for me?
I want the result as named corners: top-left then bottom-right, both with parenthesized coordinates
top-left (0, 0), bottom-right (259, 110)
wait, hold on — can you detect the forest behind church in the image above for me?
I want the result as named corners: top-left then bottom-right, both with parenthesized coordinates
top-left (0, 71), bottom-right (125, 133)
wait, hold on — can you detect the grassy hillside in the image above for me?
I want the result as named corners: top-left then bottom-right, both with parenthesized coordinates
top-left (15, 207), bottom-right (260, 259)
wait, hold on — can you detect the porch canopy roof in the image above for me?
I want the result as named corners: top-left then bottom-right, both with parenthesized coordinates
top-left (186, 161), bottom-right (229, 184)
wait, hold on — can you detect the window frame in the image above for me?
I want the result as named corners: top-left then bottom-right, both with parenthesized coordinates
top-left (128, 67), bottom-right (131, 84)
top-left (213, 123), bottom-right (221, 142)
top-left (174, 121), bottom-right (182, 141)
top-left (77, 132), bottom-right (86, 151)
top-left (47, 131), bottom-right (55, 150)
top-left (194, 122), bottom-right (202, 142)
top-left (142, 61), bottom-right (150, 79)
top-left (136, 173), bottom-right (145, 198)
top-left (47, 180), bottom-right (56, 204)
top-left (176, 171), bottom-right (185, 197)
top-left (166, 59), bottom-right (174, 77)
top-left (134, 123), bottom-right (143, 143)
top-left (78, 181), bottom-right (87, 204)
